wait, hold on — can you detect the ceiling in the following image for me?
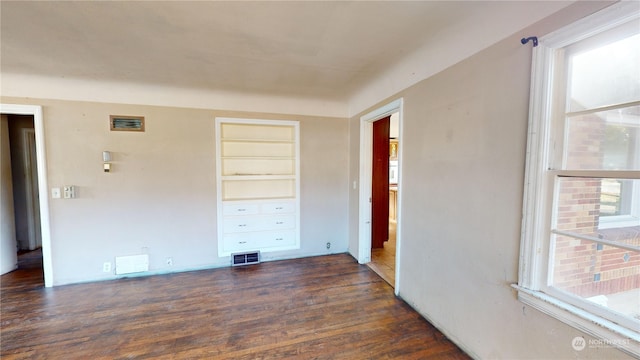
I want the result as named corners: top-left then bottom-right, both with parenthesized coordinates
top-left (1, 1), bottom-right (574, 115)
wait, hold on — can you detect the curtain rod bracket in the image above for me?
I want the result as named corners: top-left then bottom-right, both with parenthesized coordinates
top-left (521, 36), bottom-right (538, 47)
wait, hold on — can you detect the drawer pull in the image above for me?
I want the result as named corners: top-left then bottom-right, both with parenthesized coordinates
top-left (238, 241), bottom-right (247, 244)
top-left (238, 224), bottom-right (247, 227)
top-left (237, 208), bottom-right (246, 212)
top-left (275, 207), bottom-right (283, 210)
top-left (276, 221), bottom-right (284, 225)
top-left (275, 237), bottom-right (284, 241)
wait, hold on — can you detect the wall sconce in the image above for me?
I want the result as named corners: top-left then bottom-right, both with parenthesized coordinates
top-left (103, 151), bottom-right (112, 172)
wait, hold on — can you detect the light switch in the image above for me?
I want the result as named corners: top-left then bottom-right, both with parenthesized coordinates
top-left (63, 186), bottom-right (75, 199)
top-left (51, 188), bottom-right (61, 199)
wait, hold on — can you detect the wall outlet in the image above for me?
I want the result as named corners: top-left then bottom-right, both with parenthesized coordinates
top-left (166, 257), bottom-right (173, 266)
top-left (102, 262), bottom-right (112, 273)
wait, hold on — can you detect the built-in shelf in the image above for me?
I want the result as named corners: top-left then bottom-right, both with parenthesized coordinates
top-left (216, 118), bottom-right (300, 257)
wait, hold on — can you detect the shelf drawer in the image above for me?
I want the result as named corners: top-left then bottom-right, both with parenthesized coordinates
top-left (222, 231), bottom-right (296, 253)
top-left (222, 234), bottom-right (255, 252)
top-left (261, 215), bottom-right (295, 231)
top-left (261, 201), bottom-right (295, 214)
top-left (223, 203), bottom-right (260, 216)
top-left (255, 231), bottom-right (296, 248)
top-left (223, 214), bottom-right (295, 233)
top-left (222, 218), bottom-right (260, 233)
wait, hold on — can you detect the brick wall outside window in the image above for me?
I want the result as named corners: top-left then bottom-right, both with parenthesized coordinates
top-left (552, 114), bottom-right (640, 299)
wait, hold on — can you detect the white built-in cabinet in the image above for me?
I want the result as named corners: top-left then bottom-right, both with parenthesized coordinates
top-left (215, 118), bottom-right (300, 256)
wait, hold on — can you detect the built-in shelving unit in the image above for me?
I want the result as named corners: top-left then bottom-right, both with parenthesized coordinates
top-left (215, 118), bottom-right (300, 257)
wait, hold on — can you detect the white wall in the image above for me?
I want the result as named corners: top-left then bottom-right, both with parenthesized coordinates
top-left (0, 98), bottom-right (349, 285)
top-left (349, 1), bottom-right (633, 359)
top-left (1, 115), bottom-right (18, 274)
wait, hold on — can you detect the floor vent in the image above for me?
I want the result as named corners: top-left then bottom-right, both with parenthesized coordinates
top-left (232, 251), bottom-right (260, 267)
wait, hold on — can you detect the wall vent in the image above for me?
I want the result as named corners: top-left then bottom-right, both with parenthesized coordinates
top-left (110, 115), bottom-right (145, 132)
top-left (232, 251), bottom-right (260, 266)
top-left (115, 254), bottom-right (149, 275)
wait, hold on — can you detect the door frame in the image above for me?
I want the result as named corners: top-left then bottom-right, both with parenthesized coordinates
top-left (0, 104), bottom-right (52, 287)
top-left (358, 98), bottom-right (403, 295)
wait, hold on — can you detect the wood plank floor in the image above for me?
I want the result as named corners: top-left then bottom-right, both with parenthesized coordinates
top-left (1, 251), bottom-right (470, 359)
top-left (368, 221), bottom-right (397, 287)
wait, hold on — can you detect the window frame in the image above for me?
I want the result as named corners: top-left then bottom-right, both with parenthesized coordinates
top-left (598, 186), bottom-right (640, 229)
top-left (514, 2), bottom-right (640, 357)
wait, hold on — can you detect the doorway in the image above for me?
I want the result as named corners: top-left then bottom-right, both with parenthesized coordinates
top-left (358, 99), bottom-right (403, 293)
top-left (0, 104), bottom-right (52, 287)
top-left (9, 116), bottom-right (41, 250)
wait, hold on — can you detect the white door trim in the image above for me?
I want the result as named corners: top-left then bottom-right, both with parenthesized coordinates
top-left (0, 104), bottom-right (52, 287)
top-left (358, 98), bottom-right (403, 295)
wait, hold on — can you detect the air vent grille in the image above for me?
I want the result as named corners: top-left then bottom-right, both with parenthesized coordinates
top-left (232, 251), bottom-right (260, 266)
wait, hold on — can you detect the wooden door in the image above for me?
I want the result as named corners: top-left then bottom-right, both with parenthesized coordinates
top-left (371, 116), bottom-right (390, 249)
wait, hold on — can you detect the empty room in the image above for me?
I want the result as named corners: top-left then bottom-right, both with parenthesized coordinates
top-left (1, 1), bottom-right (638, 359)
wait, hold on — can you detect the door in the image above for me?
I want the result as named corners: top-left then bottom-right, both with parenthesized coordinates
top-left (371, 116), bottom-right (390, 248)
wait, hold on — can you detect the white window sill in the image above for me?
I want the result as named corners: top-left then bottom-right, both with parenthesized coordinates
top-left (511, 285), bottom-right (640, 357)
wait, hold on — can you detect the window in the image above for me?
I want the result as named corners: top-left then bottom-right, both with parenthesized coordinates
top-left (573, 33), bottom-right (640, 230)
top-left (515, 2), bottom-right (640, 356)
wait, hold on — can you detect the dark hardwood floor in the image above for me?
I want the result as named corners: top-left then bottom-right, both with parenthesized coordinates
top-left (1, 251), bottom-right (470, 359)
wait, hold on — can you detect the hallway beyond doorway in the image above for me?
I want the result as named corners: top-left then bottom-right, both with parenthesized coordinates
top-left (368, 221), bottom-right (396, 287)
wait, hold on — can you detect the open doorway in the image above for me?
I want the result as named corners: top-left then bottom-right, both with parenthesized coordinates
top-left (2, 114), bottom-right (42, 276)
top-left (11, 116), bottom-right (41, 249)
top-left (0, 104), bottom-right (52, 287)
top-left (367, 113), bottom-right (400, 287)
top-left (358, 99), bottom-right (403, 293)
